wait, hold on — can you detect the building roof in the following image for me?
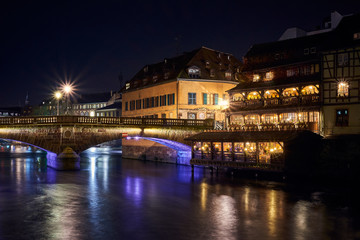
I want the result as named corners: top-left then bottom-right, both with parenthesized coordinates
top-left (74, 92), bottom-right (112, 104)
top-left (96, 101), bottom-right (122, 111)
top-left (123, 46), bottom-right (242, 92)
top-left (242, 12), bottom-right (360, 72)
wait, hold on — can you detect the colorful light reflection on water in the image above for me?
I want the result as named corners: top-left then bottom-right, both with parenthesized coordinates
top-left (0, 153), bottom-right (360, 239)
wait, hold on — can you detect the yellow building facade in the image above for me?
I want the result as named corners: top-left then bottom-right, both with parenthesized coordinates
top-left (122, 79), bottom-right (237, 121)
top-left (122, 47), bottom-right (242, 122)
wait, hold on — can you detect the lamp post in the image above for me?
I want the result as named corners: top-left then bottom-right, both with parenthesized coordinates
top-left (63, 84), bottom-right (73, 115)
top-left (54, 91), bottom-right (62, 116)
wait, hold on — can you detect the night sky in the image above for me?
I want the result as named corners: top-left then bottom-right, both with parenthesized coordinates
top-left (1, 0), bottom-right (360, 107)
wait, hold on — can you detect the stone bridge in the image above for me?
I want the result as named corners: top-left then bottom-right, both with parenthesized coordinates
top-left (0, 116), bottom-right (213, 169)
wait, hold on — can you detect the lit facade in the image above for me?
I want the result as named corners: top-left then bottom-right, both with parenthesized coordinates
top-left (72, 92), bottom-right (113, 117)
top-left (322, 46), bottom-right (360, 136)
top-left (122, 47), bottom-right (242, 122)
top-left (228, 11), bottom-right (360, 137)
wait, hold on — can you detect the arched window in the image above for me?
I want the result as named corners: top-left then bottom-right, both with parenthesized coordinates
top-left (247, 91), bottom-right (261, 100)
top-left (232, 93), bottom-right (244, 102)
top-left (301, 85), bottom-right (319, 95)
top-left (283, 88), bottom-right (298, 97)
top-left (264, 90), bottom-right (279, 99)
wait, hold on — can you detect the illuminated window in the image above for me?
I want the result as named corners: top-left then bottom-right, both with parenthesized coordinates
top-left (337, 82), bottom-right (349, 97)
top-left (354, 33), bottom-right (360, 40)
top-left (336, 109), bottom-right (349, 126)
top-left (125, 83), bottom-right (130, 90)
top-left (301, 85), bottom-right (319, 95)
top-left (253, 74), bottom-right (260, 82)
top-left (280, 112), bottom-right (296, 123)
top-left (232, 93), bottom-right (243, 101)
top-left (188, 66), bottom-right (201, 78)
top-left (225, 71), bottom-right (232, 80)
top-left (337, 53), bottom-right (349, 66)
top-left (283, 88), bottom-right (298, 97)
top-left (247, 91), bottom-right (261, 100)
top-left (153, 75), bottom-right (158, 82)
top-left (262, 114), bottom-right (278, 124)
top-left (264, 71), bottom-right (274, 81)
top-left (245, 114), bottom-right (260, 124)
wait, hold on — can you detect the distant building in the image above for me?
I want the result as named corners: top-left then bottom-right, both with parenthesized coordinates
top-left (122, 46), bottom-right (242, 123)
top-left (0, 107), bottom-right (22, 117)
top-left (95, 91), bottom-right (122, 117)
top-left (227, 11), bottom-right (360, 137)
top-left (73, 92), bottom-right (113, 117)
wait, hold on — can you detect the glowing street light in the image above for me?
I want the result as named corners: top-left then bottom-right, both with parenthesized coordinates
top-left (63, 84), bottom-right (73, 95)
top-left (62, 83), bottom-right (74, 115)
top-left (54, 91), bottom-right (62, 116)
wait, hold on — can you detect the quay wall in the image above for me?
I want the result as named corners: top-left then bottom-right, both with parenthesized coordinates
top-left (285, 134), bottom-right (360, 181)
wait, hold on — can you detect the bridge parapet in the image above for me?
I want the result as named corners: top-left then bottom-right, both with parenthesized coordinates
top-left (0, 116), bottom-right (214, 128)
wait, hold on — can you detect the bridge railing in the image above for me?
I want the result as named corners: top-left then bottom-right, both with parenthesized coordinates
top-left (0, 116), bottom-right (214, 128)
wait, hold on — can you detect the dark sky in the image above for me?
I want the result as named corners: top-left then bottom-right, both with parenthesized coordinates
top-left (1, 0), bottom-right (360, 107)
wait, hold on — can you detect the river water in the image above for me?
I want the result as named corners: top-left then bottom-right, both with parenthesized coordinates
top-left (0, 152), bottom-right (360, 240)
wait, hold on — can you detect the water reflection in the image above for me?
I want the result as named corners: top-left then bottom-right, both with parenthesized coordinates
top-left (0, 154), bottom-right (359, 239)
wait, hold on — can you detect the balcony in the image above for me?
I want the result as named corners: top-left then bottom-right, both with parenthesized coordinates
top-left (231, 94), bottom-right (320, 111)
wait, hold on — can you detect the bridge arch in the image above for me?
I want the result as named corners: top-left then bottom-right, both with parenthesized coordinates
top-left (0, 116), bottom-right (212, 169)
top-left (121, 137), bottom-right (192, 165)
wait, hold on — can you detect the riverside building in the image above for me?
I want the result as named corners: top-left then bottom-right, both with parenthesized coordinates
top-left (121, 47), bottom-right (242, 125)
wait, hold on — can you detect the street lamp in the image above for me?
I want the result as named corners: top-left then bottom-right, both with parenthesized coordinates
top-left (54, 91), bottom-right (62, 116)
top-left (62, 84), bottom-right (73, 115)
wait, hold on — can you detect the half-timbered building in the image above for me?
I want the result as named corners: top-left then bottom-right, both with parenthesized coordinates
top-left (227, 11), bottom-right (360, 137)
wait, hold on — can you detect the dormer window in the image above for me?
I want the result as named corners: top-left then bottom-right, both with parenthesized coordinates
top-left (164, 72), bottom-right (169, 80)
top-left (225, 71), bottom-right (232, 80)
top-left (126, 83), bottom-right (130, 90)
top-left (210, 69), bottom-right (215, 78)
top-left (354, 33), bottom-right (360, 40)
top-left (253, 74), bottom-right (260, 82)
top-left (188, 66), bottom-right (201, 78)
top-left (144, 66), bottom-right (148, 73)
top-left (205, 61), bottom-right (210, 69)
top-left (153, 75), bottom-right (158, 82)
top-left (304, 48), bottom-right (309, 55)
top-left (264, 71), bottom-right (274, 81)
top-left (310, 47), bottom-right (316, 54)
